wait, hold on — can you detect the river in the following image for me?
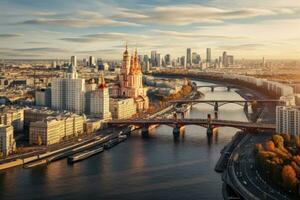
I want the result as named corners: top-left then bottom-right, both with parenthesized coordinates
top-left (0, 80), bottom-right (249, 200)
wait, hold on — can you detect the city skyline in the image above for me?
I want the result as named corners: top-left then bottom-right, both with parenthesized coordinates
top-left (1, 0), bottom-right (300, 59)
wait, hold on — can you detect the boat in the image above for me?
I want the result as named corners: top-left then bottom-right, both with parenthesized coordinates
top-left (118, 135), bottom-right (127, 142)
top-left (104, 138), bottom-right (120, 149)
top-left (68, 146), bottom-right (104, 163)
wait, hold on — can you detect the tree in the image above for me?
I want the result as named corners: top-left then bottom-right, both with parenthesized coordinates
top-left (272, 134), bottom-right (284, 148)
top-left (282, 165), bottom-right (299, 193)
top-left (265, 140), bottom-right (275, 151)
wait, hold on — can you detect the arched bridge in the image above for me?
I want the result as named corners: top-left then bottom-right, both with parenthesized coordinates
top-left (197, 84), bottom-right (239, 92)
top-left (108, 118), bottom-right (276, 137)
top-left (169, 99), bottom-right (284, 112)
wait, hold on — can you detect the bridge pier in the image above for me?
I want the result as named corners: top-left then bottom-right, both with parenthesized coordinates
top-left (243, 102), bottom-right (249, 114)
top-left (214, 102), bottom-right (219, 112)
top-left (211, 87), bottom-right (214, 92)
top-left (141, 125), bottom-right (149, 138)
top-left (214, 111), bottom-right (218, 120)
top-left (207, 114), bottom-right (213, 136)
top-left (227, 86), bottom-right (231, 92)
top-left (173, 125), bottom-right (181, 141)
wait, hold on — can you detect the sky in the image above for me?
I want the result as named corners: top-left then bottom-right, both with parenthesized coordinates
top-left (0, 0), bottom-right (300, 60)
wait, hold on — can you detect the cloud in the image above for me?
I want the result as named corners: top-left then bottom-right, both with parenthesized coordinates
top-left (75, 49), bottom-right (120, 54)
top-left (13, 47), bottom-right (69, 53)
top-left (218, 44), bottom-right (266, 51)
top-left (0, 33), bottom-right (23, 38)
top-left (152, 30), bottom-right (247, 40)
top-left (113, 5), bottom-right (295, 25)
top-left (61, 32), bottom-right (148, 43)
top-left (17, 10), bottom-right (141, 28)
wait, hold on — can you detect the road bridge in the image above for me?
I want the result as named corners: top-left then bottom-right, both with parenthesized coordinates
top-left (170, 99), bottom-right (284, 113)
top-left (197, 84), bottom-right (239, 92)
top-left (108, 118), bottom-right (276, 138)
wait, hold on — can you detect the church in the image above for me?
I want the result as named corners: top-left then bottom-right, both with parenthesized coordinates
top-left (111, 45), bottom-right (149, 112)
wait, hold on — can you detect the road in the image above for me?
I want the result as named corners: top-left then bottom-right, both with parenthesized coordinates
top-left (227, 133), bottom-right (291, 200)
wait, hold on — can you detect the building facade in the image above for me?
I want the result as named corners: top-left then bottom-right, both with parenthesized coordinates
top-left (51, 65), bottom-right (85, 114)
top-left (109, 98), bottom-right (137, 119)
top-left (0, 107), bottom-right (24, 132)
top-left (276, 106), bottom-right (300, 136)
top-left (89, 74), bottom-right (112, 120)
top-left (0, 125), bottom-right (16, 156)
top-left (29, 113), bottom-right (84, 145)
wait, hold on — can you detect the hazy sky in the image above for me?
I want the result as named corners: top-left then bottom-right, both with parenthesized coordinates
top-left (0, 0), bottom-right (300, 59)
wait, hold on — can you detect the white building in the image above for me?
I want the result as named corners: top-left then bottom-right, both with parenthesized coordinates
top-left (51, 65), bottom-right (85, 114)
top-left (0, 125), bottom-right (16, 156)
top-left (276, 106), bottom-right (300, 136)
top-left (89, 74), bottom-right (111, 120)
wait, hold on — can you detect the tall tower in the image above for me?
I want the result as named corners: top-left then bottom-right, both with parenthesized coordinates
top-left (222, 51), bottom-right (228, 67)
top-left (186, 48), bottom-right (192, 67)
top-left (206, 48), bottom-right (211, 65)
top-left (71, 56), bottom-right (77, 67)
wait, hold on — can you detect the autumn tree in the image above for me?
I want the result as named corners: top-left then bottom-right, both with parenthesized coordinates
top-left (282, 165), bottom-right (299, 193)
top-left (265, 140), bottom-right (275, 151)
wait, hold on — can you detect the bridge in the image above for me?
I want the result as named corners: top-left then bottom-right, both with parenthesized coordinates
top-left (108, 118), bottom-right (276, 138)
top-left (197, 84), bottom-right (239, 92)
top-left (170, 99), bottom-right (284, 113)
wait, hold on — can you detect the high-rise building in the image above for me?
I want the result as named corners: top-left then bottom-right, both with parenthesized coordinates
top-left (206, 48), bottom-right (211, 64)
top-left (151, 51), bottom-right (157, 67)
top-left (165, 54), bottom-right (171, 66)
top-left (186, 48), bottom-right (192, 67)
top-left (276, 106), bottom-right (300, 136)
top-left (180, 56), bottom-right (186, 69)
top-left (89, 56), bottom-right (95, 67)
top-left (156, 53), bottom-right (162, 67)
top-left (0, 125), bottom-right (16, 156)
top-left (71, 56), bottom-right (77, 67)
top-left (222, 51), bottom-right (228, 67)
top-left (51, 65), bottom-right (85, 114)
top-left (89, 73), bottom-right (111, 120)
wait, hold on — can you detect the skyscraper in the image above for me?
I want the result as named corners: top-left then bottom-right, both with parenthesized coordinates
top-left (89, 56), bottom-right (95, 67)
top-left (51, 65), bottom-right (85, 114)
top-left (71, 56), bottom-right (77, 67)
top-left (165, 54), bottom-right (171, 66)
top-left (151, 51), bottom-right (157, 67)
top-left (206, 48), bottom-right (211, 64)
top-left (90, 73), bottom-right (111, 120)
top-left (156, 53), bottom-right (162, 67)
top-left (186, 48), bottom-right (192, 67)
top-left (222, 51), bottom-right (228, 67)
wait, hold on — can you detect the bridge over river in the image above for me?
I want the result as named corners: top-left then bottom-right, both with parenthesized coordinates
top-left (108, 118), bottom-right (276, 138)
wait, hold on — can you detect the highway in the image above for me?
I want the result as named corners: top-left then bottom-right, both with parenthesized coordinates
top-left (226, 133), bottom-right (291, 200)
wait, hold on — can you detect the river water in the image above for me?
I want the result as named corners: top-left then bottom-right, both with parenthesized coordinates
top-left (0, 80), bottom-right (248, 200)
